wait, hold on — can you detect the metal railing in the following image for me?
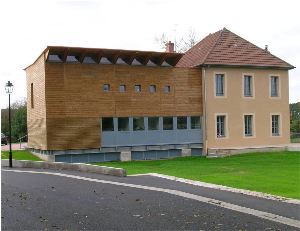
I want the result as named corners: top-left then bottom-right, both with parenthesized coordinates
top-left (17, 134), bottom-right (28, 149)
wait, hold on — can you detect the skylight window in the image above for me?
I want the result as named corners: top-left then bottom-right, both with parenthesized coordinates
top-left (48, 54), bottom-right (62, 62)
top-left (66, 55), bottom-right (79, 63)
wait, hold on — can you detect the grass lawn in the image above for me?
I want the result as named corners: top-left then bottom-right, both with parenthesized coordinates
top-left (93, 151), bottom-right (300, 199)
top-left (1, 150), bottom-right (42, 161)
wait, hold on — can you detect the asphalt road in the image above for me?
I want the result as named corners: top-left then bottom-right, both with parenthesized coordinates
top-left (2, 167), bottom-right (300, 230)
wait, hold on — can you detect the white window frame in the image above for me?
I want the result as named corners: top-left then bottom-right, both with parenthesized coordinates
top-left (215, 113), bottom-right (229, 139)
top-left (214, 72), bottom-right (227, 98)
top-left (269, 75), bottom-right (281, 99)
top-left (242, 73), bottom-right (255, 99)
top-left (243, 113), bottom-right (256, 138)
top-left (270, 113), bottom-right (282, 137)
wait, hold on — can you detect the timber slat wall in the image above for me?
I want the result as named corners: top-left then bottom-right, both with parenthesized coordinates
top-left (26, 55), bottom-right (47, 150)
top-left (31, 63), bottom-right (203, 150)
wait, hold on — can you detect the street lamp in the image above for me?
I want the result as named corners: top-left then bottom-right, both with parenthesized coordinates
top-left (5, 81), bottom-right (14, 168)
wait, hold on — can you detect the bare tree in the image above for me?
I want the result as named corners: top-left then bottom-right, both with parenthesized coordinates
top-left (155, 29), bottom-right (197, 53)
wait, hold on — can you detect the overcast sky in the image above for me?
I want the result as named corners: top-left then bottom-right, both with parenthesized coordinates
top-left (0, 0), bottom-right (299, 109)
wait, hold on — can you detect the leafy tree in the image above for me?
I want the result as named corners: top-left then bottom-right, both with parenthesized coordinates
top-left (290, 102), bottom-right (300, 133)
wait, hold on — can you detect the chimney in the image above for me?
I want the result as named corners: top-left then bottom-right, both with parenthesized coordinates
top-left (265, 45), bottom-right (269, 52)
top-left (166, 41), bottom-right (174, 53)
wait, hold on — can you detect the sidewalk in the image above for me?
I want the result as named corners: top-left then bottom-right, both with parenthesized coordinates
top-left (1, 143), bottom-right (27, 151)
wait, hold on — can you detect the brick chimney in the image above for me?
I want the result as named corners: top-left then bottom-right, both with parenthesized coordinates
top-left (166, 41), bottom-right (174, 53)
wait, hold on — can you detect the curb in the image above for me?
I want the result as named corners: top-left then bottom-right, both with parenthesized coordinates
top-left (1, 159), bottom-right (126, 177)
top-left (131, 173), bottom-right (300, 205)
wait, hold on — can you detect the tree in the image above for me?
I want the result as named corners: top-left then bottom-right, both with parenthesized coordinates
top-left (155, 29), bottom-right (197, 53)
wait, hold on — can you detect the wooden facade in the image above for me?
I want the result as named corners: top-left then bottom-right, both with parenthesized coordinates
top-left (26, 49), bottom-right (203, 151)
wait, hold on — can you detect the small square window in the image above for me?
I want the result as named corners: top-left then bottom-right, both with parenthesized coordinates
top-left (164, 85), bottom-right (171, 93)
top-left (135, 85), bottom-right (141, 92)
top-left (102, 118), bottom-right (114, 131)
top-left (119, 84), bottom-right (126, 92)
top-left (149, 85), bottom-right (156, 93)
top-left (103, 84), bottom-right (110, 92)
top-left (148, 117), bottom-right (159, 130)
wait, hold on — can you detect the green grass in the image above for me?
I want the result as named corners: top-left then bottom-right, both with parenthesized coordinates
top-left (93, 151), bottom-right (300, 199)
top-left (1, 150), bottom-right (42, 161)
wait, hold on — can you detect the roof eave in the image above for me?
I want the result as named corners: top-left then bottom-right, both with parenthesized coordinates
top-left (198, 63), bottom-right (295, 70)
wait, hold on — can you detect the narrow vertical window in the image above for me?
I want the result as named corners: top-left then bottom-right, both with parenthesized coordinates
top-left (148, 117), bottom-right (159, 130)
top-left (216, 115), bottom-right (226, 137)
top-left (31, 83), bottom-right (34, 108)
top-left (191, 116), bottom-right (201, 129)
top-left (177, 117), bottom-right (187, 129)
top-left (163, 117), bottom-right (173, 130)
top-left (244, 75), bottom-right (252, 97)
top-left (244, 115), bottom-right (253, 136)
top-left (272, 115), bottom-right (280, 136)
top-left (215, 74), bottom-right (224, 96)
top-left (271, 76), bottom-right (279, 97)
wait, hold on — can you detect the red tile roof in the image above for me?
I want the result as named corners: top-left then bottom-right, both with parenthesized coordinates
top-left (176, 28), bottom-right (294, 69)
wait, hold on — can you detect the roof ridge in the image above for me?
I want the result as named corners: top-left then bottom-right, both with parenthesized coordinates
top-left (202, 28), bottom-right (225, 64)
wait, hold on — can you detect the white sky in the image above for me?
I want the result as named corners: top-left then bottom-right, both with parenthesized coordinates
top-left (0, 0), bottom-right (299, 109)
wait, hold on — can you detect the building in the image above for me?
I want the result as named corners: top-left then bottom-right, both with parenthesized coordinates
top-left (25, 28), bottom-right (294, 162)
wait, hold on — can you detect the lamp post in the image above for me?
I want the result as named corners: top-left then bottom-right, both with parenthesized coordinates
top-left (5, 81), bottom-right (14, 168)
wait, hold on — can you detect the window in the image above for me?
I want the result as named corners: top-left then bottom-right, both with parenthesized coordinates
top-left (148, 117), bottom-right (159, 130)
top-left (119, 84), bottom-right (126, 92)
top-left (191, 116), bottom-right (201, 129)
top-left (30, 83), bottom-right (34, 107)
top-left (135, 85), bottom-right (141, 92)
top-left (244, 75), bottom-right (253, 97)
top-left (118, 117), bottom-right (129, 131)
top-left (216, 115), bottom-right (226, 138)
top-left (215, 74), bottom-right (225, 96)
top-left (133, 117), bottom-right (145, 131)
top-left (244, 115), bottom-right (253, 136)
top-left (271, 76), bottom-right (279, 97)
top-left (163, 117), bottom-right (173, 130)
top-left (177, 117), bottom-right (187, 129)
top-left (103, 84), bottom-right (110, 92)
top-left (272, 115), bottom-right (280, 136)
top-left (149, 85), bottom-right (156, 93)
top-left (102, 118), bottom-right (114, 131)
top-left (164, 85), bottom-right (171, 93)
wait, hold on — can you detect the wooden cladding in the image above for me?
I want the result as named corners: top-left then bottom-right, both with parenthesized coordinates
top-left (45, 64), bottom-right (203, 118)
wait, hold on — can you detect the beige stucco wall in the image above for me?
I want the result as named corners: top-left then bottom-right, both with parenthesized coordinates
top-left (203, 67), bottom-right (290, 150)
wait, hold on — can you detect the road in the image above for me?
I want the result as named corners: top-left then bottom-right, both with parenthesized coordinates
top-left (2, 167), bottom-right (300, 230)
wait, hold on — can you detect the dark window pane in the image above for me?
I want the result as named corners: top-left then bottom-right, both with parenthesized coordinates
top-left (272, 115), bottom-right (280, 136)
top-left (103, 84), bottom-right (110, 92)
top-left (244, 115), bottom-right (253, 136)
top-left (216, 74), bottom-right (224, 96)
top-left (164, 85), bottom-right (171, 93)
top-left (216, 116), bottom-right (225, 137)
top-left (177, 117), bottom-right (187, 129)
top-left (163, 117), bottom-right (173, 130)
top-left (191, 116), bottom-right (201, 129)
top-left (118, 117), bottom-right (129, 131)
top-left (102, 118), bottom-right (114, 131)
top-left (135, 85), bottom-right (141, 92)
top-left (119, 84), bottom-right (126, 92)
top-left (271, 76), bottom-right (279, 97)
top-left (148, 117), bottom-right (159, 130)
top-left (133, 117), bottom-right (145, 131)
top-left (244, 75), bottom-right (252, 97)
top-left (149, 85), bottom-right (156, 93)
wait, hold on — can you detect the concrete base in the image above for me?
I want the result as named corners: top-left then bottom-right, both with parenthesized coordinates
top-left (207, 146), bottom-right (287, 157)
top-left (31, 152), bottom-right (55, 162)
top-left (1, 159), bottom-right (126, 177)
top-left (121, 151), bottom-right (132, 161)
top-left (181, 148), bottom-right (192, 157)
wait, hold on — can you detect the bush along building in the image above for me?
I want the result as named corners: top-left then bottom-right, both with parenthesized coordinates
top-left (25, 28), bottom-right (295, 163)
